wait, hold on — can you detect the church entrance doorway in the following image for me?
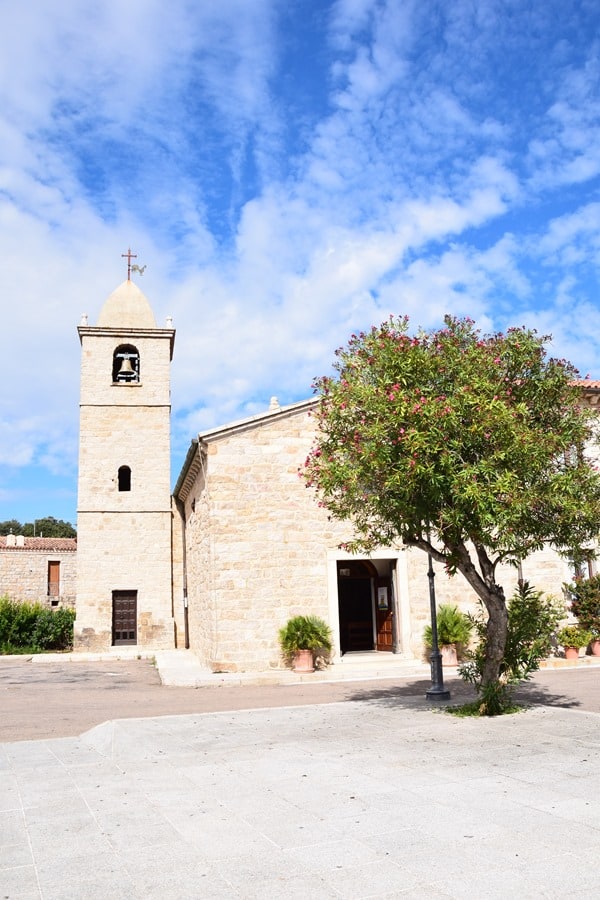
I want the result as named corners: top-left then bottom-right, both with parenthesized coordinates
top-left (337, 560), bottom-right (394, 653)
top-left (112, 590), bottom-right (137, 645)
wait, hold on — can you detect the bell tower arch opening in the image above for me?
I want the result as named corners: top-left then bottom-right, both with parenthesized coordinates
top-left (113, 344), bottom-right (140, 383)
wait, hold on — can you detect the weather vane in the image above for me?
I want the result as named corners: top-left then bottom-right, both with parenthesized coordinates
top-left (121, 247), bottom-right (147, 280)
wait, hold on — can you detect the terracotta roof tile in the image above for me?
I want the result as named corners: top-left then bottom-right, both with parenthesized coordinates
top-left (0, 536), bottom-right (77, 552)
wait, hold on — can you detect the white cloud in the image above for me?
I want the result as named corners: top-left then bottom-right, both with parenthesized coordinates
top-left (3, 1), bottom-right (600, 523)
top-left (536, 202), bottom-right (600, 264)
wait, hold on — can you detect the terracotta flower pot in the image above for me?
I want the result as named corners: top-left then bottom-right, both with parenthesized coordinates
top-left (441, 643), bottom-right (458, 667)
top-left (293, 649), bottom-right (315, 673)
top-left (564, 646), bottom-right (579, 660)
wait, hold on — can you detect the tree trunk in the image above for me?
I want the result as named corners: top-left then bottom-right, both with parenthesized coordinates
top-left (415, 537), bottom-right (510, 688)
top-left (451, 540), bottom-right (509, 686)
top-left (480, 586), bottom-right (509, 686)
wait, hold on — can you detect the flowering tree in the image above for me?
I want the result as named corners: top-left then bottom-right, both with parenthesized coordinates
top-left (303, 315), bottom-right (600, 690)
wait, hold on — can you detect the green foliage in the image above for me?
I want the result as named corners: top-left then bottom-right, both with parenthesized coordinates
top-left (0, 596), bottom-right (42, 649)
top-left (423, 604), bottom-right (472, 647)
top-left (304, 314), bottom-right (600, 561)
top-left (0, 520), bottom-right (22, 536)
top-left (556, 624), bottom-right (592, 649)
top-left (447, 697), bottom-right (524, 717)
top-left (0, 517), bottom-right (76, 537)
top-left (303, 314), bottom-right (600, 691)
top-left (0, 595), bottom-right (75, 653)
top-left (565, 575), bottom-right (600, 637)
top-left (278, 615), bottom-right (333, 656)
top-left (31, 608), bottom-right (76, 650)
top-left (503, 583), bottom-right (565, 677)
top-left (459, 582), bottom-right (564, 714)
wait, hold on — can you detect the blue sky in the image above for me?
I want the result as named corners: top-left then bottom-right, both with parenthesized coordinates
top-left (2, 0), bottom-right (600, 528)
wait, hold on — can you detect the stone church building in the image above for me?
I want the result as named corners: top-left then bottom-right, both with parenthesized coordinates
top-left (69, 276), bottom-right (584, 670)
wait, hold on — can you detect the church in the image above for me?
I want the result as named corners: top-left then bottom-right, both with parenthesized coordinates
top-left (72, 275), bottom-right (583, 670)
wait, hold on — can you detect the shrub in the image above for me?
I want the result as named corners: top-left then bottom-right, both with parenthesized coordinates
top-left (32, 608), bottom-right (76, 651)
top-left (556, 624), bottom-right (592, 649)
top-left (0, 596), bottom-right (41, 649)
top-left (459, 581), bottom-right (564, 715)
top-left (0, 595), bottom-right (75, 653)
top-left (565, 575), bottom-right (600, 637)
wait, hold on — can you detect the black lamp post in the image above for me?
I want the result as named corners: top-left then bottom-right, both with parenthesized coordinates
top-left (425, 547), bottom-right (450, 701)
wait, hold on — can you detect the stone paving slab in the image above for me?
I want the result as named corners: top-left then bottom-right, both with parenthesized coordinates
top-left (1, 698), bottom-right (599, 899)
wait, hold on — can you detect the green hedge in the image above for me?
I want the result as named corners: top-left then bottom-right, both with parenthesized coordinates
top-left (0, 596), bottom-right (75, 653)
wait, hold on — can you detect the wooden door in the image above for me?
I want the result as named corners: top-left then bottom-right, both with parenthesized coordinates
top-left (375, 578), bottom-right (394, 651)
top-left (47, 561), bottom-right (60, 597)
top-left (112, 591), bottom-right (137, 645)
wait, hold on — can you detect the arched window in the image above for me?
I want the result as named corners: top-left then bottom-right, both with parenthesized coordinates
top-left (118, 466), bottom-right (131, 492)
top-left (113, 344), bottom-right (140, 383)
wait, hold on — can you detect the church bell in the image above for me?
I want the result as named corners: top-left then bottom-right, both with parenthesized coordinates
top-left (117, 356), bottom-right (136, 380)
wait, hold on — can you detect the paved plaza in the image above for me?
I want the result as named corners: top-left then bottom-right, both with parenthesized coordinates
top-left (2, 678), bottom-right (599, 899)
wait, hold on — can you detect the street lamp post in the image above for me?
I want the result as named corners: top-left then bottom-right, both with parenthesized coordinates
top-left (425, 549), bottom-right (450, 701)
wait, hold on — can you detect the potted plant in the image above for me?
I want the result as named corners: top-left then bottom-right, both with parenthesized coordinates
top-left (423, 604), bottom-right (473, 666)
top-left (565, 575), bottom-right (600, 655)
top-left (278, 615), bottom-right (333, 672)
top-left (556, 624), bottom-right (593, 660)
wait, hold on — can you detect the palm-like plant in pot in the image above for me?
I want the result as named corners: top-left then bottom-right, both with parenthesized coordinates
top-left (423, 604), bottom-right (472, 666)
top-left (278, 615), bottom-right (333, 672)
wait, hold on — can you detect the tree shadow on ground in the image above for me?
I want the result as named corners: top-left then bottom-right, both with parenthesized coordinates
top-left (343, 674), bottom-right (582, 712)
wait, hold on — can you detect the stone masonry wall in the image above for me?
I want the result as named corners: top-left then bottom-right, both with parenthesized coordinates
top-left (185, 408), bottom-right (379, 671)
top-left (404, 545), bottom-right (572, 659)
top-left (75, 512), bottom-right (174, 651)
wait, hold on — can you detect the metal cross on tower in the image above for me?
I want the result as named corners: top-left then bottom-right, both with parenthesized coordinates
top-left (121, 247), bottom-right (138, 280)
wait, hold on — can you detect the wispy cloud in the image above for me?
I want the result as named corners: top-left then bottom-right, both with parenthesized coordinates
top-left (2, 0), bottom-right (600, 523)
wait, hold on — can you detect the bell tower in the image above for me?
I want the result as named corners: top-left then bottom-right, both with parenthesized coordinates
top-left (75, 269), bottom-right (176, 651)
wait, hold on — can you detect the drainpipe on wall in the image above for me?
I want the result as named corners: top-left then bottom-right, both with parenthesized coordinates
top-left (174, 495), bottom-right (190, 649)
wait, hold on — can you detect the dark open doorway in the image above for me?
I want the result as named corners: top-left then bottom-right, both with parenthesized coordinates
top-left (337, 560), bottom-right (395, 654)
top-left (337, 560), bottom-right (376, 652)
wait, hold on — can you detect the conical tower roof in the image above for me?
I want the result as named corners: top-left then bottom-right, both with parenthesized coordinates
top-left (96, 280), bottom-right (156, 328)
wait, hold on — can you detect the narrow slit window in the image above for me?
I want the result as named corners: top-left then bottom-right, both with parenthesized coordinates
top-left (118, 465), bottom-right (131, 492)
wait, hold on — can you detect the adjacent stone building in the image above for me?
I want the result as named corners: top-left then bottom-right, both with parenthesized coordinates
top-left (0, 536), bottom-right (76, 608)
